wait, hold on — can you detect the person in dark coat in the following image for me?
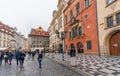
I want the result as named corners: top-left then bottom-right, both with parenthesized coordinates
top-left (15, 50), bottom-right (21, 66)
top-left (8, 51), bottom-right (14, 65)
top-left (0, 52), bottom-right (4, 65)
top-left (28, 51), bottom-right (31, 60)
top-left (70, 47), bottom-right (76, 57)
top-left (19, 51), bottom-right (26, 68)
top-left (32, 51), bottom-right (36, 61)
top-left (37, 53), bottom-right (43, 68)
top-left (4, 52), bottom-right (8, 65)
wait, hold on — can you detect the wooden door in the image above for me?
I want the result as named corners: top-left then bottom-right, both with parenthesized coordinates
top-left (109, 32), bottom-right (120, 56)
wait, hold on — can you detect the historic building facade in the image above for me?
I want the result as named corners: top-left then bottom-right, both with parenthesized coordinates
top-left (23, 38), bottom-right (28, 51)
top-left (48, 0), bottom-right (65, 52)
top-left (0, 21), bottom-right (27, 51)
top-left (48, 10), bottom-right (58, 51)
top-left (64, 0), bottom-right (99, 55)
top-left (12, 27), bottom-right (25, 50)
top-left (0, 21), bottom-right (14, 50)
top-left (97, 0), bottom-right (120, 56)
top-left (28, 27), bottom-right (49, 51)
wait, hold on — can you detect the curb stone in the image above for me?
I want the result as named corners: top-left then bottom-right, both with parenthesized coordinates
top-left (46, 56), bottom-right (92, 76)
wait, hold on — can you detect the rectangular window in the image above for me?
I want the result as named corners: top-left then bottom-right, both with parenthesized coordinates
top-left (87, 41), bottom-right (92, 50)
top-left (107, 0), bottom-right (115, 4)
top-left (65, 15), bottom-right (67, 24)
top-left (0, 40), bottom-right (1, 46)
top-left (4, 34), bottom-right (6, 39)
top-left (65, 45), bottom-right (67, 49)
top-left (79, 27), bottom-right (82, 35)
top-left (76, 2), bottom-right (80, 16)
top-left (7, 41), bottom-right (9, 47)
top-left (107, 16), bottom-right (113, 27)
top-left (69, 32), bottom-right (71, 39)
top-left (3, 40), bottom-right (5, 47)
top-left (58, 18), bottom-right (62, 28)
top-left (116, 12), bottom-right (120, 25)
top-left (72, 27), bottom-right (77, 38)
top-left (85, 0), bottom-right (90, 8)
top-left (70, 10), bottom-right (73, 20)
top-left (33, 45), bottom-right (35, 48)
top-left (0, 32), bottom-right (2, 38)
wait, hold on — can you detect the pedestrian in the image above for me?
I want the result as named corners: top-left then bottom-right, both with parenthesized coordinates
top-left (37, 52), bottom-right (43, 68)
top-left (4, 52), bottom-right (8, 65)
top-left (28, 51), bottom-right (31, 60)
top-left (32, 50), bottom-right (36, 61)
top-left (15, 50), bottom-right (20, 66)
top-left (15, 50), bottom-right (21, 66)
top-left (8, 51), bottom-right (14, 65)
top-left (70, 47), bottom-right (76, 57)
top-left (19, 51), bottom-right (26, 68)
top-left (0, 52), bottom-right (4, 65)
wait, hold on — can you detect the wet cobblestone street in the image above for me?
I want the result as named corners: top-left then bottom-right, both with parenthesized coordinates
top-left (0, 57), bottom-right (81, 76)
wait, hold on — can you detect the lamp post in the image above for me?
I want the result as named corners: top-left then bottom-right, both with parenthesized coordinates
top-left (56, 30), bottom-right (66, 61)
top-left (42, 43), bottom-right (46, 56)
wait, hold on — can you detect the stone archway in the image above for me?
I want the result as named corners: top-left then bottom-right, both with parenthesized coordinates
top-left (103, 28), bottom-right (120, 56)
top-left (77, 42), bottom-right (84, 53)
top-left (109, 31), bottom-right (120, 56)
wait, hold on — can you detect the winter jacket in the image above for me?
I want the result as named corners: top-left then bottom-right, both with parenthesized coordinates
top-left (8, 52), bottom-right (14, 59)
top-left (0, 53), bottom-right (3, 60)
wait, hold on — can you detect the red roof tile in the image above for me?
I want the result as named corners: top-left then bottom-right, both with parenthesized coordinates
top-left (0, 21), bottom-right (13, 32)
top-left (30, 28), bottom-right (49, 36)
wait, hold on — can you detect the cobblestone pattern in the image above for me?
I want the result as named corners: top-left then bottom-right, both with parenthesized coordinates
top-left (46, 53), bottom-right (120, 76)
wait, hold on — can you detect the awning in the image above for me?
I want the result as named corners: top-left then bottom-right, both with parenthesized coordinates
top-left (0, 47), bottom-right (8, 51)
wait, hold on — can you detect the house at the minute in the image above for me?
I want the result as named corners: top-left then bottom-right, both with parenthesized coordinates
top-left (28, 26), bottom-right (49, 51)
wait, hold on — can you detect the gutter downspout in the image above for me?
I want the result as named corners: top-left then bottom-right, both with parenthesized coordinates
top-left (95, 0), bottom-right (100, 56)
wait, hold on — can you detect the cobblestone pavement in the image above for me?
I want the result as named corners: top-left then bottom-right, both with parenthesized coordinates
top-left (0, 55), bottom-right (81, 76)
top-left (46, 53), bottom-right (120, 76)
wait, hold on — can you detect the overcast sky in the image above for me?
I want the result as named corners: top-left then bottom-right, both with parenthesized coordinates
top-left (0, 0), bottom-right (58, 38)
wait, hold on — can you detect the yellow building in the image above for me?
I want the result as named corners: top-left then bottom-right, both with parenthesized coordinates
top-left (23, 38), bottom-right (28, 51)
top-left (97, 0), bottom-right (120, 56)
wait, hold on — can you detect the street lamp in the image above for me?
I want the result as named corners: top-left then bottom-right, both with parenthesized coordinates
top-left (42, 43), bottom-right (46, 56)
top-left (56, 30), bottom-right (66, 61)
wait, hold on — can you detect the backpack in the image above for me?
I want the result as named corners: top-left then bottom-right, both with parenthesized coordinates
top-left (4, 55), bottom-right (8, 58)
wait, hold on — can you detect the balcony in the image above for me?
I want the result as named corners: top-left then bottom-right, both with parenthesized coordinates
top-left (70, 17), bottom-right (79, 26)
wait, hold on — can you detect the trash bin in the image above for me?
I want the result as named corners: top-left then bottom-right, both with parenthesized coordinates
top-left (70, 57), bottom-right (77, 67)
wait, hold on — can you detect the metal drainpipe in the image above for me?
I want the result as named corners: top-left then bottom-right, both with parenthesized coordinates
top-left (95, 0), bottom-right (100, 56)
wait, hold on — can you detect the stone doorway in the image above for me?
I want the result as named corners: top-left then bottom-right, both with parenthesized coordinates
top-left (109, 32), bottom-right (120, 56)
